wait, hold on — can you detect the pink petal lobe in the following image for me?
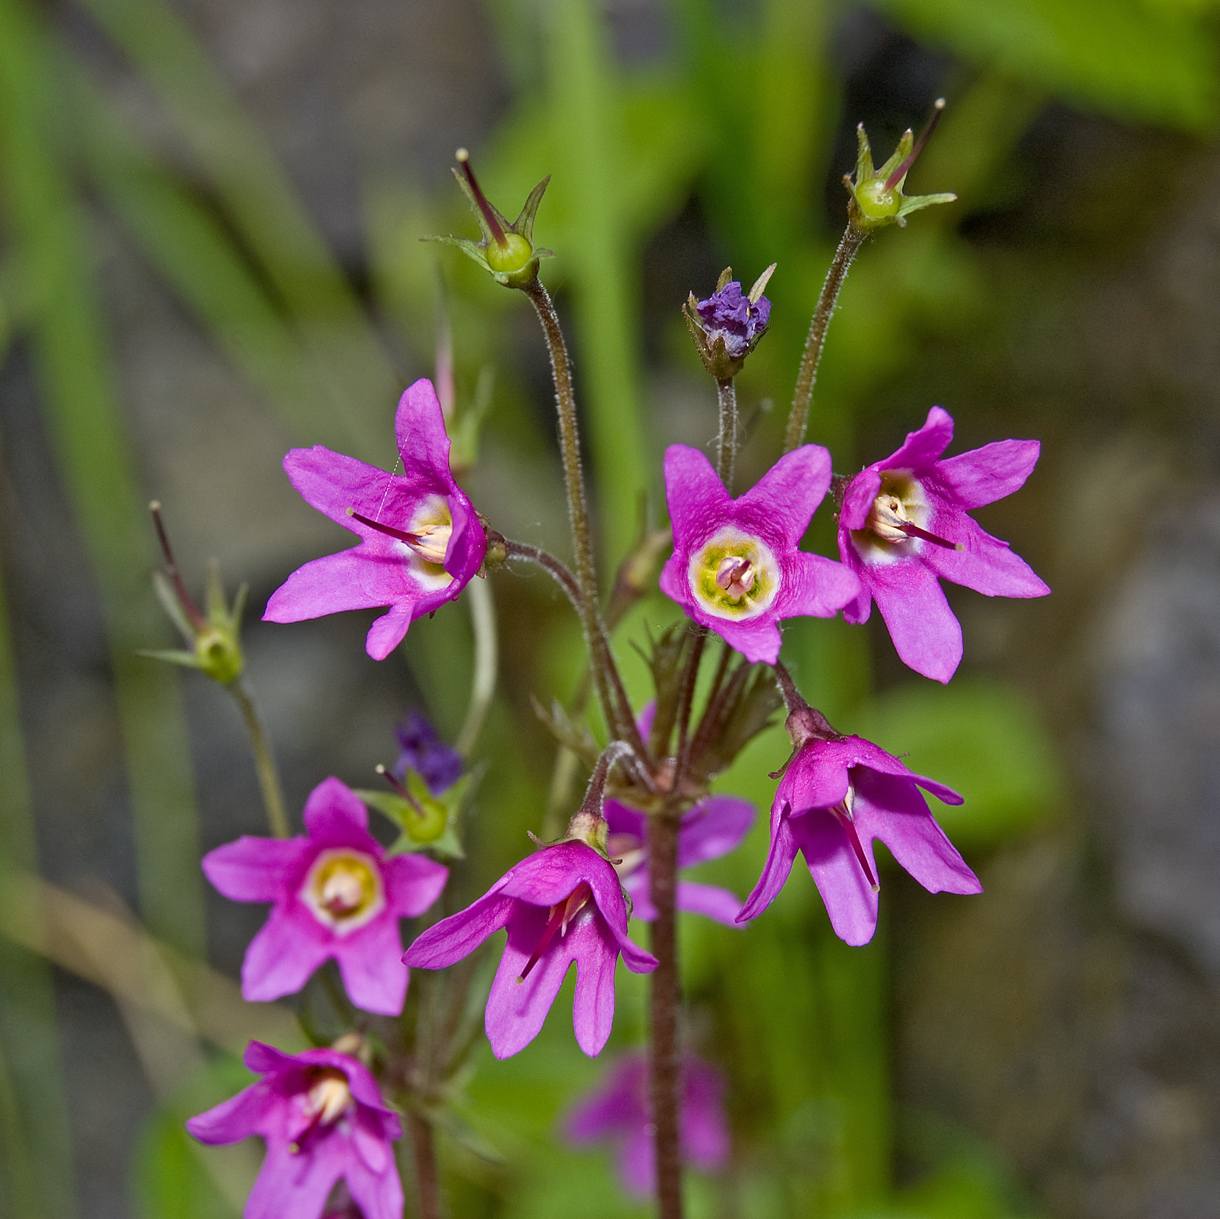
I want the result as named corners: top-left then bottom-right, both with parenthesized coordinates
top-left (923, 515), bottom-right (1050, 599)
top-left (793, 811), bottom-right (880, 946)
top-left (263, 548), bottom-right (414, 624)
top-left (735, 444), bottom-right (831, 544)
top-left (867, 558), bottom-right (963, 683)
top-left (677, 796), bottom-right (754, 868)
top-left (662, 445), bottom-right (733, 549)
top-left (884, 405), bottom-right (954, 470)
top-left (737, 810), bottom-right (801, 922)
top-left (840, 467), bottom-right (882, 532)
top-left (403, 890), bottom-right (514, 969)
top-left (394, 378), bottom-right (452, 483)
top-left (383, 853), bottom-right (449, 918)
top-left (570, 916), bottom-right (622, 1056)
top-left (302, 777), bottom-right (372, 846)
top-left (185, 1082), bottom-right (273, 1145)
top-left (334, 916), bottom-right (408, 1016)
top-left (365, 601), bottom-right (417, 661)
top-left (936, 438), bottom-right (1040, 508)
top-left (241, 909), bottom-right (332, 1002)
top-left (247, 1141), bottom-right (339, 1219)
top-left (201, 836), bottom-right (312, 903)
top-left (778, 552), bottom-right (862, 621)
top-left (675, 880), bottom-right (743, 925)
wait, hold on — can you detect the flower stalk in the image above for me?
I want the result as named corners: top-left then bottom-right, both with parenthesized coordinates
top-left (229, 678), bottom-right (290, 838)
top-left (715, 377), bottom-right (738, 490)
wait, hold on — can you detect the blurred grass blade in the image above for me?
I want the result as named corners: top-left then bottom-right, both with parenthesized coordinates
top-left (0, 0), bottom-right (205, 958)
top-left (74, 71), bottom-right (358, 452)
top-left (0, 553), bottom-right (76, 1217)
top-left (71, 0), bottom-right (400, 457)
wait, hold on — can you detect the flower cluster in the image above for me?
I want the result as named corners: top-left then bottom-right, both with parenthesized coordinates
top-left (181, 131), bottom-right (1049, 1219)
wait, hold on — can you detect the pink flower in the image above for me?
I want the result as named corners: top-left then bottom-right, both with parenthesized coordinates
top-left (565, 1051), bottom-right (730, 1195)
top-left (187, 1041), bottom-right (402, 1219)
top-left (660, 444), bottom-right (860, 664)
top-left (838, 407), bottom-right (1049, 682)
top-left (403, 841), bottom-right (658, 1059)
top-left (737, 733), bottom-right (981, 945)
top-left (605, 796), bottom-right (754, 925)
top-left (264, 378), bottom-right (487, 661)
top-left (203, 777), bottom-right (448, 1015)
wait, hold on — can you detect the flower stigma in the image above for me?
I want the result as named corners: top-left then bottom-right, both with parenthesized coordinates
top-left (302, 849), bottom-right (385, 934)
top-left (517, 882), bottom-right (594, 983)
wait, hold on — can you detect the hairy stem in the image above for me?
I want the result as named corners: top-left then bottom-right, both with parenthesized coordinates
top-left (784, 224), bottom-right (866, 453)
top-left (674, 630), bottom-right (706, 791)
top-left (228, 678), bottom-right (289, 838)
top-left (715, 377), bottom-right (738, 490)
top-left (454, 576), bottom-right (497, 757)
top-left (649, 807), bottom-right (683, 1219)
top-left (408, 1112), bottom-right (442, 1219)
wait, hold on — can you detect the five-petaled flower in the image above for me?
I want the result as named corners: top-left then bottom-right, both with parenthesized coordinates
top-left (837, 406), bottom-right (1049, 683)
top-left (660, 444), bottom-right (860, 664)
top-left (263, 378), bottom-right (487, 661)
top-left (403, 840), bottom-right (657, 1059)
top-left (605, 796), bottom-right (753, 926)
top-left (565, 1050), bottom-right (730, 1195)
top-left (203, 777), bottom-right (448, 1015)
top-left (187, 1041), bottom-right (403, 1219)
top-left (737, 731), bottom-right (981, 945)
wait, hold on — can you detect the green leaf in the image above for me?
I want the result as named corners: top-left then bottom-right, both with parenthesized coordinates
top-left (850, 679), bottom-right (1065, 848)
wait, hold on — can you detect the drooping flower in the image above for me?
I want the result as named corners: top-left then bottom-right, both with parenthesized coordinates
top-left (605, 796), bottom-right (754, 926)
top-left (660, 444), bottom-right (860, 664)
top-left (837, 406), bottom-right (1049, 683)
top-left (737, 727), bottom-right (980, 945)
top-left (393, 709), bottom-right (462, 795)
top-left (263, 378), bottom-right (487, 661)
top-left (565, 1051), bottom-right (730, 1195)
top-left (403, 840), bottom-right (657, 1059)
top-left (203, 777), bottom-right (448, 1015)
top-left (187, 1041), bottom-right (402, 1219)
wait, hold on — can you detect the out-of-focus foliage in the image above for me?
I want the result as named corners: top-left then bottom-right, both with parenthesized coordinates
top-left (0, 0), bottom-right (1212, 1213)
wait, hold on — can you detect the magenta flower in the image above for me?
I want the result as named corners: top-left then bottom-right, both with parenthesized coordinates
top-left (187, 1041), bottom-right (402, 1219)
top-left (264, 378), bottom-right (487, 661)
top-left (660, 444), bottom-right (860, 664)
top-left (737, 734), bottom-right (980, 945)
top-left (565, 1051), bottom-right (730, 1195)
top-left (605, 796), bottom-right (753, 926)
top-left (837, 406), bottom-right (1049, 682)
top-left (403, 840), bottom-right (658, 1059)
top-left (203, 777), bottom-right (448, 1016)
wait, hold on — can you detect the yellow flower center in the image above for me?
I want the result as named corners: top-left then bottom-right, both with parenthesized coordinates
top-left (687, 527), bottom-right (779, 620)
top-left (302, 850), bottom-right (384, 934)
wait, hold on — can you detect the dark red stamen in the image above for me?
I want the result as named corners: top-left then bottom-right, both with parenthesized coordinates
top-left (517, 903), bottom-right (567, 983)
top-left (832, 806), bottom-right (879, 891)
top-left (884, 97), bottom-right (946, 191)
top-left (897, 521), bottom-right (961, 550)
top-left (455, 148), bottom-right (507, 246)
top-left (347, 509), bottom-right (419, 546)
top-left (149, 501), bottom-right (207, 630)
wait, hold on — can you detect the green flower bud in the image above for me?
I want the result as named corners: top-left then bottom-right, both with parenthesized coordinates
top-left (425, 149), bottom-right (554, 289)
top-left (845, 99), bottom-right (957, 233)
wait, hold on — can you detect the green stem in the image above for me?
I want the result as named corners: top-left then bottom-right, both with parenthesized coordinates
top-left (454, 576), bottom-right (496, 758)
top-left (715, 376), bottom-right (738, 490)
top-left (229, 678), bottom-right (289, 838)
top-left (783, 224), bottom-right (866, 453)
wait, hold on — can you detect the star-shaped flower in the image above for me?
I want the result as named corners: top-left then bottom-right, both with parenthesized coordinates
top-left (263, 378), bottom-right (487, 661)
top-left (660, 444), bottom-right (860, 664)
top-left (202, 777), bottom-right (448, 1015)
top-left (605, 795), bottom-right (753, 926)
top-left (403, 840), bottom-right (657, 1059)
top-left (737, 731), bottom-right (981, 945)
top-left (565, 1051), bottom-right (730, 1195)
top-left (187, 1041), bottom-right (402, 1219)
top-left (837, 406), bottom-right (1050, 683)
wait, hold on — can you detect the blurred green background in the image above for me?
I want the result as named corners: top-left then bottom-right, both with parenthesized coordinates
top-left (2, 0), bottom-right (1219, 1215)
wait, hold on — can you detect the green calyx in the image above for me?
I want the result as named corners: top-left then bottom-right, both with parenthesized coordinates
top-left (142, 540), bottom-right (246, 686)
top-left (357, 768), bottom-right (473, 861)
top-left (426, 149), bottom-right (554, 289)
top-left (845, 100), bottom-right (957, 233)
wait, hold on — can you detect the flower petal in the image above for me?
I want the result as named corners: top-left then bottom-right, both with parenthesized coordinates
top-left (365, 601), bottom-right (417, 661)
top-left (402, 890), bottom-right (514, 969)
top-left (301, 777), bottom-right (373, 845)
top-left (263, 548), bottom-right (416, 624)
top-left (923, 514), bottom-right (1050, 599)
top-left (675, 880), bottom-right (743, 925)
top-left (334, 916), bottom-right (408, 1016)
top-left (793, 811), bottom-right (880, 946)
top-left (935, 438), bottom-right (1040, 509)
top-left (604, 799), bottom-right (647, 842)
top-left (346, 1137), bottom-right (405, 1219)
top-left (382, 853), bottom-right (449, 918)
top-left (201, 836), bottom-right (313, 903)
top-left (570, 916), bottom-right (622, 1057)
top-left (854, 768), bottom-right (982, 896)
top-left (736, 806), bottom-right (801, 922)
top-left (677, 796), bottom-right (755, 868)
top-left (662, 445), bottom-right (734, 554)
top-left (882, 405), bottom-right (954, 471)
top-left (776, 552), bottom-right (861, 622)
top-left (394, 378), bottom-right (453, 488)
top-left (867, 558), bottom-right (963, 683)
top-left (734, 444), bottom-right (831, 546)
top-left (241, 908), bottom-right (333, 1002)
top-left (247, 1140), bottom-right (341, 1219)
top-left (185, 1080), bottom-right (275, 1145)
